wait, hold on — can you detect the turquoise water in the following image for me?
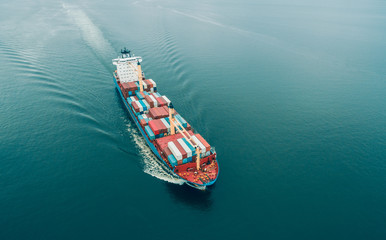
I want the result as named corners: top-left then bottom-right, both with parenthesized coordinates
top-left (1, 0), bottom-right (385, 239)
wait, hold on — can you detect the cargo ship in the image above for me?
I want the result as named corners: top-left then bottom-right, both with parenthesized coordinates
top-left (112, 48), bottom-right (219, 190)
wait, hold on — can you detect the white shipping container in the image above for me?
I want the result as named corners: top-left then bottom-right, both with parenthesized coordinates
top-left (130, 97), bottom-right (136, 102)
top-left (149, 95), bottom-right (158, 107)
top-left (142, 80), bottom-right (147, 89)
top-left (177, 138), bottom-right (192, 158)
top-left (142, 114), bottom-right (148, 119)
top-left (149, 79), bottom-right (157, 87)
top-left (168, 142), bottom-right (182, 160)
top-left (160, 118), bottom-right (170, 129)
top-left (162, 96), bottom-right (171, 106)
top-left (135, 101), bottom-right (143, 112)
top-left (143, 99), bottom-right (150, 110)
top-left (191, 135), bottom-right (206, 154)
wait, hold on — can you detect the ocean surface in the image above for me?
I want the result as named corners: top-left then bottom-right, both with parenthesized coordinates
top-left (1, 0), bottom-right (385, 239)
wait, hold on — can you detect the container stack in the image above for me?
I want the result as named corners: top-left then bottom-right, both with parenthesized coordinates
top-left (143, 79), bottom-right (157, 92)
top-left (154, 130), bottom-right (195, 151)
top-left (138, 114), bottom-right (152, 127)
top-left (191, 134), bottom-right (211, 157)
top-left (131, 99), bottom-right (150, 115)
top-left (145, 125), bottom-right (155, 140)
top-left (144, 94), bottom-right (158, 108)
top-left (148, 119), bottom-right (168, 138)
top-left (156, 97), bottom-right (167, 107)
top-left (135, 91), bottom-right (146, 100)
top-left (162, 146), bottom-right (177, 167)
top-left (120, 77), bottom-right (214, 166)
top-left (165, 137), bottom-right (198, 165)
top-left (126, 96), bottom-right (139, 104)
top-left (149, 107), bottom-right (169, 119)
top-left (121, 82), bottom-right (138, 98)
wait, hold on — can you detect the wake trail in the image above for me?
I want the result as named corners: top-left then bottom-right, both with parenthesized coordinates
top-left (62, 3), bottom-right (115, 69)
top-left (126, 122), bottom-right (185, 185)
top-left (63, 3), bottom-right (183, 185)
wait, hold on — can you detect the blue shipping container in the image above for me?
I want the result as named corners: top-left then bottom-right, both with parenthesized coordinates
top-left (136, 91), bottom-right (144, 100)
top-left (168, 154), bottom-right (177, 167)
top-left (175, 115), bottom-right (187, 128)
top-left (145, 126), bottom-right (155, 140)
top-left (182, 138), bottom-right (196, 156)
top-left (138, 100), bottom-right (147, 111)
top-left (155, 133), bottom-right (164, 138)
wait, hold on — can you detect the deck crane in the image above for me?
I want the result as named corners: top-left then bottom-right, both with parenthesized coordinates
top-left (168, 103), bottom-right (202, 170)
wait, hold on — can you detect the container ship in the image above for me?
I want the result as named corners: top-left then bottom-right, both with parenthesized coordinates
top-left (112, 48), bottom-right (219, 190)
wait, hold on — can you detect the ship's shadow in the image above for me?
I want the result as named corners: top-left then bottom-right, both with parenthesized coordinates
top-left (165, 183), bottom-right (214, 211)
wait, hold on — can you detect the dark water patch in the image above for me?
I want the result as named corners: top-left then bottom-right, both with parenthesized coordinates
top-left (166, 183), bottom-right (213, 211)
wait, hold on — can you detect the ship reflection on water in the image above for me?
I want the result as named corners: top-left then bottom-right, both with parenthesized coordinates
top-left (166, 183), bottom-right (215, 211)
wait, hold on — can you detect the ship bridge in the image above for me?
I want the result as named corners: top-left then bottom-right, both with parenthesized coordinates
top-left (112, 48), bottom-right (142, 82)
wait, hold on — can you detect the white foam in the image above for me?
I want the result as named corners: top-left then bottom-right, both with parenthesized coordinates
top-left (62, 3), bottom-right (115, 58)
top-left (126, 122), bottom-right (185, 185)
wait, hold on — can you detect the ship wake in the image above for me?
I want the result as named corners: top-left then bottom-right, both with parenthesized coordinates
top-left (126, 123), bottom-right (185, 185)
top-left (62, 3), bottom-right (115, 67)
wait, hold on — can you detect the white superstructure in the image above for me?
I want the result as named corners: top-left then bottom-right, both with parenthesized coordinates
top-left (112, 49), bottom-right (143, 83)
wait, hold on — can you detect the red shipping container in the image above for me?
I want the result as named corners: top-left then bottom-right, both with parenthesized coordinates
top-left (132, 101), bottom-right (140, 113)
top-left (173, 140), bottom-right (187, 159)
top-left (162, 146), bottom-right (172, 157)
top-left (149, 108), bottom-right (160, 119)
top-left (158, 120), bottom-right (168, 134)
top-left (148, 120), bottom-right (160, 135)
top-left (162, 105), bottom-right (169, 114)
top-left (156, 97), bottom-right (167, 107)
top-left (144, 79), bottom-right (153, 88)
top-left (158, 107), bottom-right (169, 117)
top-left (121, 82), bottom-right (130, 91)
top-left (195, 134), bottom-right (211, 152)
top-left (128, 82), bottom-right (138, 91)
top-left (149, 107), bottom-right (168, 119)
top-left (143, 80), bottom-right (150, 90)
top-left (154, 130), bottom-right (194, 151)
top-left (144, 95), bottom-right (154, 108)
top-left (148, 119), bottom-right (167, 135)
top-left (140, 119), bottom-right (147, 127)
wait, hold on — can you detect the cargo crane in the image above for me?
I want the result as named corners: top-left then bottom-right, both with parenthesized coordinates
top-left (168, 103), bottom-right (202, 170)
